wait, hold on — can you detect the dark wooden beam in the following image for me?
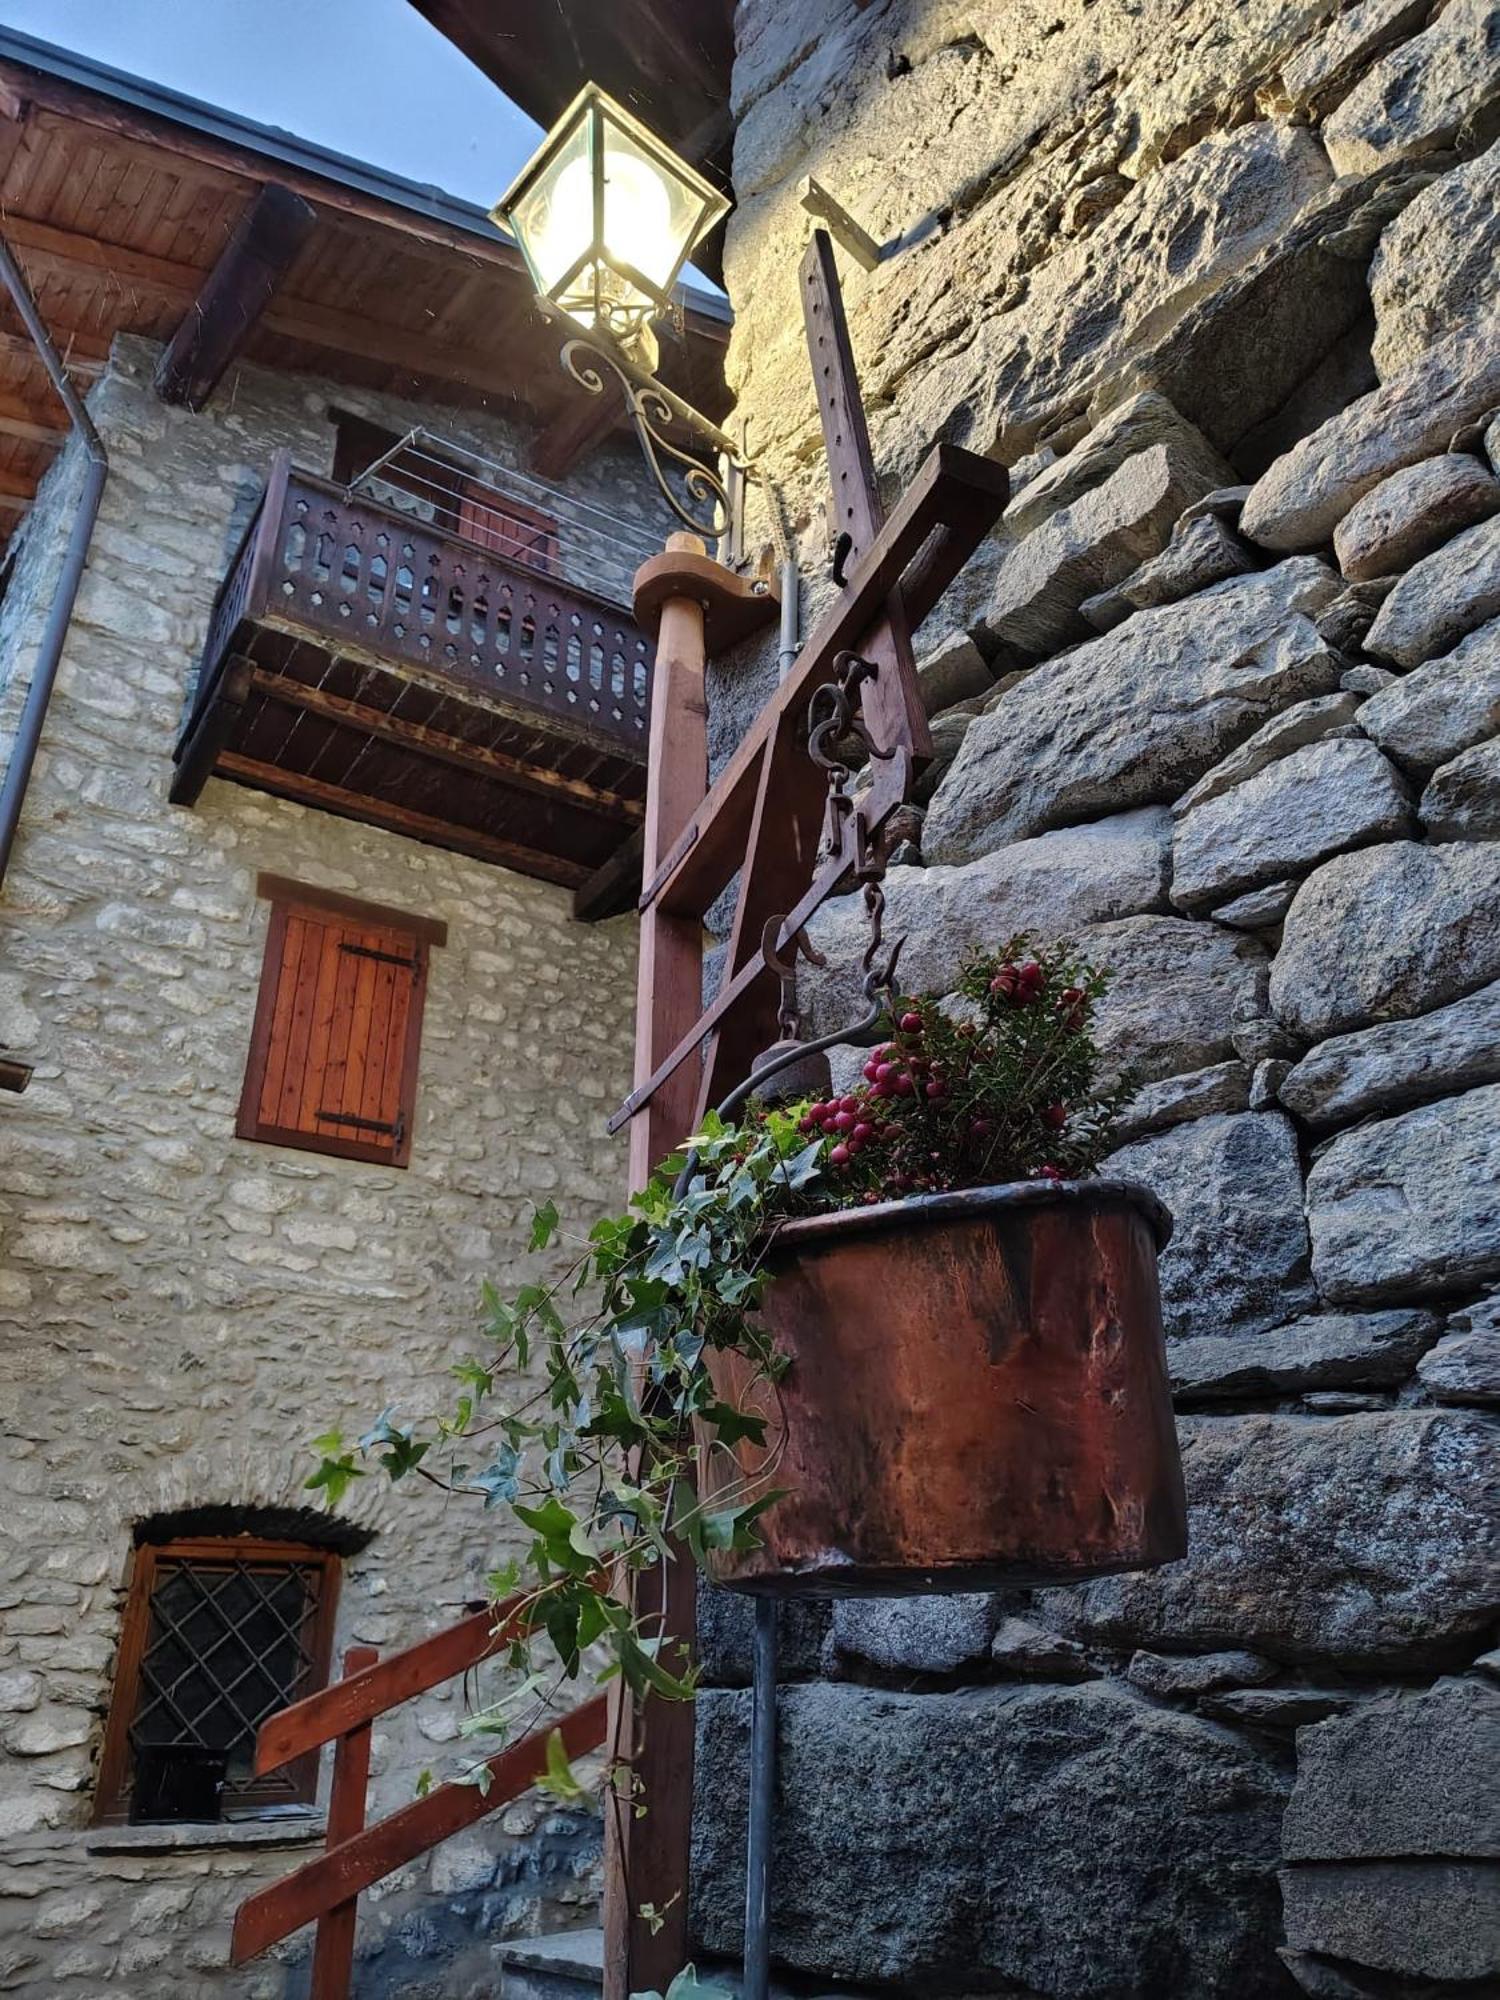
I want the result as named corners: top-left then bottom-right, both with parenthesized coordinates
top-left (213, 752), bottom-right (593, 888)
top-left (571, 825), bottom-right (643, 922)
top-left (530, 389), bottom-right (622, 480)
top-left (155, 183), bottom-right (317, 410)
top-left (169, 656), bottom-right (252, 806)
top-left (245, 669), bottom-right (642, 823)
top-left (0, 389), bottom-right (66, 446)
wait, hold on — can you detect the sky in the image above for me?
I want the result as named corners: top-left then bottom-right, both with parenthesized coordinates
top-left (0, 0), bottom-right (547, 209)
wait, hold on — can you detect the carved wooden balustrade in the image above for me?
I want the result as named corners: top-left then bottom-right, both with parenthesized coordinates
top-left (173, 451), bottom-right (654, 899)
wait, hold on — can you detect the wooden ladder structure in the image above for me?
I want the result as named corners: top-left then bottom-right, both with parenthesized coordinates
top-left (231, 1595), bottom-right (607, 1997)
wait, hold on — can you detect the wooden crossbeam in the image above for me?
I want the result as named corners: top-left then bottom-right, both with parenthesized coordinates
top-left (245, 669), bottom-right (644, 823)
top-left (530, 388), bottom-right (622, 479)
top-left (637, 441), bottom-right (1008, 925)
top-left (156, 183), bottom-right (318, 410)
top-left (213, 752), bottom-right (592, 887)
top-left (307, 1645), bottom-right (377, 2000)
top-left (572, 826), bottom-right (644, 923)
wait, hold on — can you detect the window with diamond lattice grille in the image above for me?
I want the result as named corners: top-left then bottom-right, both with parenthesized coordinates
top-left (94, 1538), bottom-right (339, 1825)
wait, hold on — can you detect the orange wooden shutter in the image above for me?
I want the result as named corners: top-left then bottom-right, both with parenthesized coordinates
top-left (457, 480), bottom-right (558, 574)
top-left (238, 897), bottom-right (428, 1166)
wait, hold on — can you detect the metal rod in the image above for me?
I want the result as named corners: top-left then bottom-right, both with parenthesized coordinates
top-left (743, 1596), bottom-right (778, 2000)
top-left (0, 231), bottom-right (108, 889)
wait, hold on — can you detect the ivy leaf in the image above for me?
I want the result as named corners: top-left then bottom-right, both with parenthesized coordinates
top-left (471, 1446), bottom-right (521, 1508)
top-left (529, 1200), bottom-right (560, 1251)
top-left (537, 1728), bottom-right (586, 1803)
top-left (303, 1454), bottom-right (362, 1507)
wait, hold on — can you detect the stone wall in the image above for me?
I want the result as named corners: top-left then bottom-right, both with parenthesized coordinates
top-left (0, 340), bottom-right (649, 1993)
top-left (694, 4), bottom-right (1500, 1996)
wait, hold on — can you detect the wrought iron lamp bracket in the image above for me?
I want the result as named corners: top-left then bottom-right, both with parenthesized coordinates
top-left (551, 310), bottom-right (751, 559)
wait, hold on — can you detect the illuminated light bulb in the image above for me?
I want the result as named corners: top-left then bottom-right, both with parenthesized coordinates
top-left (533, 149), bottom-right (674, 301)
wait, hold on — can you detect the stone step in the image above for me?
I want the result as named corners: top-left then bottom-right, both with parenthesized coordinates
top-left (496, 1930), bottom-right (878, 2000)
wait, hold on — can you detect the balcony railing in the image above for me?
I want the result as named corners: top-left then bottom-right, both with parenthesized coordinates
top-left (206, 451), bottom-right (653, 754)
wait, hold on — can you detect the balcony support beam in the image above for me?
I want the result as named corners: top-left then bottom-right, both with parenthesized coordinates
top-left (155, 183), bottom-right (317, 411)
top-left (245, 669), bottom-right (644, 823)
top-left (214, 752), bottom-right (593, 888)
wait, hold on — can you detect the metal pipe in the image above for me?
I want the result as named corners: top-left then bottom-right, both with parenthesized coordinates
top-left (777, 557), bottom-right (799, 682)
top-left (743, 1596), bottom-right (778, 2000)
top-left (0, 232), bottom-right (108, 889)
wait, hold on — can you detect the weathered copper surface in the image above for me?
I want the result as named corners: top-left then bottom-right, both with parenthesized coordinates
top-left (701, 1180), bottom-right (1187, 1596)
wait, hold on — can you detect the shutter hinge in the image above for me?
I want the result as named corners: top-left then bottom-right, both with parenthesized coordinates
top-left (337, 941), bottom-right (418, 969)
top-left (316, 1107), bottom-right (406, 1143)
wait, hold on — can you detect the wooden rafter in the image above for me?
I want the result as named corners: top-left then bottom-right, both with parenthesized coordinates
top-left (0, 387), bottom-right (64, 446)
top-left (155, 182), bottom-right (318, 409)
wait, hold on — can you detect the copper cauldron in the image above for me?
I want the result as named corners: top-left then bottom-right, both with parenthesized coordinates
top-left (699, 1180), bottom-right (1185, 1595)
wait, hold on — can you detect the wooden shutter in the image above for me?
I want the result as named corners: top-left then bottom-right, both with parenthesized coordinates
top-left (237, 883), bottom-right (442, 1167)
top-left (457, 480), bottom-right (559, 574)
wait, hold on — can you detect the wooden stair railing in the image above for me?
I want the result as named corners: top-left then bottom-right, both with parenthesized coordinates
top-left (231, 1594), bottom-right (609, 1998)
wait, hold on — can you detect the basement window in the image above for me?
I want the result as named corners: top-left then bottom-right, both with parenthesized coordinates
top-left (93, 1537), bottom-right (339, 1826)
top-left (236, 875), bottom-right (446, 1168)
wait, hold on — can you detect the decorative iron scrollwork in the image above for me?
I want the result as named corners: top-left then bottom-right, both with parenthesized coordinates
top-left (561, 335), bottom-right (734, 540)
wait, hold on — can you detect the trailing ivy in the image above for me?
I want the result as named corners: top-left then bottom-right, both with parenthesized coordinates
top-left (307, 937), bottom-right (1134, 1802)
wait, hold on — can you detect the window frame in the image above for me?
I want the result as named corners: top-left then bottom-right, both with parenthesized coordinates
top-left (93, 1536), bottom-right (341, 1827)
top-left (236, 876), bottom-right (446, 1169)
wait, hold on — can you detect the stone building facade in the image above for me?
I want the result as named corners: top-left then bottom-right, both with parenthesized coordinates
top-left (0, 334), bottom-right (657, 1992)
top-left (693, 3), bottom-right (1500, 1996)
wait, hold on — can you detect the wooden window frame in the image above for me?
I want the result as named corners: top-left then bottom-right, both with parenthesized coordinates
top-left (236, 876), bottom-right (446, 1169)
top-left (93, 1536), bottom-right (341, 1827)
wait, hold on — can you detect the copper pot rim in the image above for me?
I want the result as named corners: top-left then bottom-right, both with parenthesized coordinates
top-left (761, 1176), bottom-right (1173, 1255)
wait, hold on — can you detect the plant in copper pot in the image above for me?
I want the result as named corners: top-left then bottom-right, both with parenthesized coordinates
top-left (309, 936), bottom-right (1183, 1782)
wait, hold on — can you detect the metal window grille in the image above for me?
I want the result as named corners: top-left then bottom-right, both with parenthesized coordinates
top-left (94, 1539), bottom-right (338, 1825)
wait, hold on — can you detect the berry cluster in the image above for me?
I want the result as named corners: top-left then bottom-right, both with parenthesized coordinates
top-left (773, 937), bottom-right (1135, 1209)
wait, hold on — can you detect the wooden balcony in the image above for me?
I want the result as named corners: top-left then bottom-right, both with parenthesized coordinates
top-left (172, 452), bottom-right (652, 894)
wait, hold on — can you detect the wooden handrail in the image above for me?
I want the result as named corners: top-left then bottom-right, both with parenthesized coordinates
top-left (232, 1692), bottom-right (608, 1966)
top-left (252, 1601), bottom-right (513, 1774)
top-left (232, 1585), bottom-right (613, 1988)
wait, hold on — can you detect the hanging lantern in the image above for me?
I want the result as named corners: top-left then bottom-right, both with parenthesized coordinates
top-left (493, 84), bottom-right (730, 368)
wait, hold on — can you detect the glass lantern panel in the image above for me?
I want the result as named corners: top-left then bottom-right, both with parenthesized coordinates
top-left (597, 112), bottom-right (704, 296)
top-left (511, 113), bottom-right (595, 296)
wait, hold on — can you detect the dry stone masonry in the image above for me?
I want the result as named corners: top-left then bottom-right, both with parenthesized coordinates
top-left (698, 4), bottom-right (1500, 1994)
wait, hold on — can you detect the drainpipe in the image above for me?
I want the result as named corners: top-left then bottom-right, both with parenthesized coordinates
top-left (0, 233), bottom-right (109, 889)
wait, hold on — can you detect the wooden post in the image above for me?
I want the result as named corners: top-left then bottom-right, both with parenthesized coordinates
top-left (605, 532), bottom-right (711, 2000)
top-left (309, 1644), bottom-right (378, 2000)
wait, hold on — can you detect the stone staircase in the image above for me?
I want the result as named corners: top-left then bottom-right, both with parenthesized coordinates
top-left (497, 1930), bottom-right (879, 1999)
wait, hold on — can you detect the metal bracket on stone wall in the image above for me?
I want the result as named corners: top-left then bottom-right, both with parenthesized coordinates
top-left (799, 178), bottom-right (883, 271)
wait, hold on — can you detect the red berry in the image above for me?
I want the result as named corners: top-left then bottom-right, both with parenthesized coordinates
top-left (899, 1011), bottom-right (923, 1033)
top-left (893, 1073), bottom-right (915, 1097)
top-left (798, 1114), bottom-right (816, 1134)
top-left (1059, 986), bottom-right (1084, 1008)
top-left (830, 1144), bottom-right (851, 1166)
top-left (925, 1079), bottom-right (947, 1100)
top-left (990, 965), bottom-right (1019, 998)
top-left (831, 1111), bottom-right (855, 1133)
top-left (1039, 1162), bottom-right (1064, 1182)
top-left (970, 1117), bottom-right (994, 1140)
top-left (874, 1063), bottom-right (894, 1083)
top-left (840, 1095), bottom-right (859, 1115)
top-left (1042, 1102), bottom-right (1067, 1131)
top-left (862, 1060), bottom-right (881, 1083)
top-left (852, 1121), bottom-right (873, 1143)
top-left (872, 1078), bottom-right (893, 1098)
